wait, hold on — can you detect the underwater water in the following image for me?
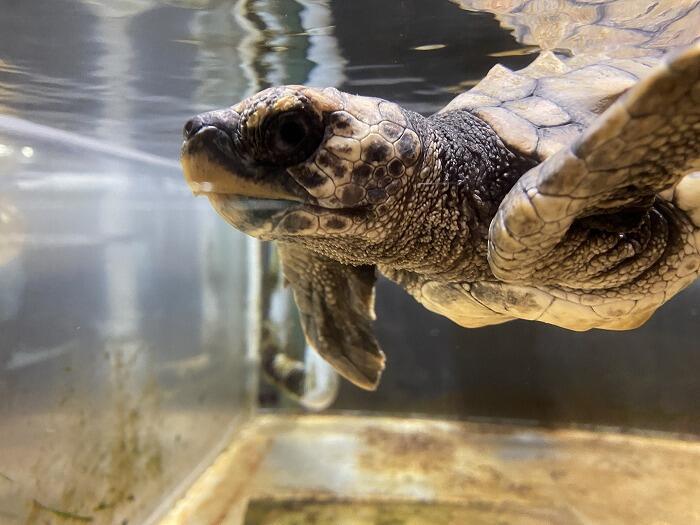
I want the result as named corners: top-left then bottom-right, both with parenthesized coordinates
top-left (1, 0), bottom-right (700, 524)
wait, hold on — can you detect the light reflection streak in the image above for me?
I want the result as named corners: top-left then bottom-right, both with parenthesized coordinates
top-left (0, 115), bottom-right (179, 169)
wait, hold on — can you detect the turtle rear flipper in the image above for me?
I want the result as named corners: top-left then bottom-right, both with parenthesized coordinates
top-left (259, 325), bottom-right (339, 410)
top-left (489, 43), bottom-right (700, 291)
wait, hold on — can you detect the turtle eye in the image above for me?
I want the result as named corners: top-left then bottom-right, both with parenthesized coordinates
top-left (264, 110), bottom-right (323, 166)
top-left (275, 115), bottom-right (307, 150)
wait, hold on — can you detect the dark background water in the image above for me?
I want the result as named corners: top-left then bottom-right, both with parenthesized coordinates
top-left (1, 0), bottom-right (698, 438)
top-left (332, 0), bottom-right (534, 113)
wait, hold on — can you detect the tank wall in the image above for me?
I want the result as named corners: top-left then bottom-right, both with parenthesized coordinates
top-left (0, 2), bottom-right (261, 523)
top-left (0, 117), bottom-right (258, 525)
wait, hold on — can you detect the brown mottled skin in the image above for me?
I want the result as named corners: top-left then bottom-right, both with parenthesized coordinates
top-left (181, 43), bottom-right (700, 391)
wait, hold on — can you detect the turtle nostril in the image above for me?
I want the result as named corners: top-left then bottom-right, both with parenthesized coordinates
top-left (183, 116), bottom-right (204, 140)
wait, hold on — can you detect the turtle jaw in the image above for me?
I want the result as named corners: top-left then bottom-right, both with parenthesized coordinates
top-left (181, 125), bottom-right (352, 240)
top-left (206, 194), bottom-right (303, 240)
top-left (181, 125), bottom-right (309, 201)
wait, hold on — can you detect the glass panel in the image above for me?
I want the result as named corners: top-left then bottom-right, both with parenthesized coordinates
top-left (0, 2), bottom-right (262, 523)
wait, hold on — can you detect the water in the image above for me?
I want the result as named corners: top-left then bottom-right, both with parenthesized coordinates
top-left (1, 1), bottom-right (699, 523)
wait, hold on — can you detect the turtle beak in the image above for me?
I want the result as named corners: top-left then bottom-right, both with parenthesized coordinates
top-left (180, 109), bottom-right (306, 202)
top-left (180, 109), bottom-right (241, 195)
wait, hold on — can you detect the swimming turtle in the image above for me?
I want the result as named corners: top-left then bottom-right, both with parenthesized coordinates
top-left (181, 2), bottom-right (700, 391)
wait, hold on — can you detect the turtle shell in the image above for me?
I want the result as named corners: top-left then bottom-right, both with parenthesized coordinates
top-left (446, 0), bottom-right (700, 159)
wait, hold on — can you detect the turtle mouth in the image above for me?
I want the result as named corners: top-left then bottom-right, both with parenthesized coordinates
top-left (181, 125), bottom-right (313, 207)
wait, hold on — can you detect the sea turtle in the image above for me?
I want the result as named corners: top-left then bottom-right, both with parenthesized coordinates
top-left (181, 1), bottom-right (700, 391)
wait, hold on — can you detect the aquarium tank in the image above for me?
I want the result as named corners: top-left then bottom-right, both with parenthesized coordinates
top-left (1, 1), bottom-right (699, 524)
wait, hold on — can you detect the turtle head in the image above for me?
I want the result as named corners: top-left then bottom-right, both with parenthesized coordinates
top-left (181, 86), bottom-right (423, 261)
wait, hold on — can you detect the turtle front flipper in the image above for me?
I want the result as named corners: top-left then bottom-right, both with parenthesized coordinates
top-left (277, 243), bottom-right (385, 391)
top-left (490, 43), bottom-right (700, 290)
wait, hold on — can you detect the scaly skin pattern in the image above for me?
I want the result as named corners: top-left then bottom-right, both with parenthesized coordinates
top-left (180, 45), bottom-right (700, 389)
top-left (486, 44), bottom-right (700, 330)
